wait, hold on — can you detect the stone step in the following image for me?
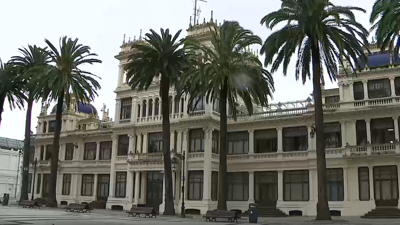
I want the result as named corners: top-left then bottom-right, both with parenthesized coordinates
top-left (362, 207), bottom-right (400, 219)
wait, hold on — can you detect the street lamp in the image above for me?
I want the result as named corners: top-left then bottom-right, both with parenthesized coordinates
top-left (30, 158), bottom-right (37, 200)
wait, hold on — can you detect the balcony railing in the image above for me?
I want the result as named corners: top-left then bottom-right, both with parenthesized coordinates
top-left (347, 143), bottom-right (399, 156)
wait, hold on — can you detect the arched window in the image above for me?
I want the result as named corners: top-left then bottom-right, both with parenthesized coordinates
top-left (155, 98), bottom-right (160, 116)
top-left (174, 97), bottom-right (180, 114)
top-left (142, 100), bottom-right (147, 117)
top-left (148, 99), bottom-right (153, 116)
top-left (137, 104), bottom-right (141, 118)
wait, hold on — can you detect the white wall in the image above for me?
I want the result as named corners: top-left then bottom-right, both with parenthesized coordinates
top-left (0, 148), bottom-right (22, 198)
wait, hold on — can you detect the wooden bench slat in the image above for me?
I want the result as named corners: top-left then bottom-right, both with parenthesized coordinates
top-left (127, 207), bottom-right (156, 218)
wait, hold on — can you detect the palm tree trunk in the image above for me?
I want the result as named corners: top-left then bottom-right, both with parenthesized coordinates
top-left (0, 97), bottom-right (5, 129)
top-left (160, 74), bottom-right (175, 215)
top-left (48, 93), bottom-right (64, 207)
top-left (20, 98), bottom-right (34, 201)
top-left (217, 80), bottom-right (228, 210)
top-left (311, 42), bottom-right (331, 220)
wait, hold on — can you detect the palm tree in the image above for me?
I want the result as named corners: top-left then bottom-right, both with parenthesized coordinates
top-left (124, 29), bottom-right (190, 215)
top-left (260, 0), bottom-right (368, 220)
top-left (10, 45), bottom-right (51, 201)
top-left (0, 59), bottom-right (25, 129)
top-left (43, 37), bottom-right (101, 206)
top-left (370, 0), bottom-right (400, 56)
top-left (184, 21), bottom-right (274, 210)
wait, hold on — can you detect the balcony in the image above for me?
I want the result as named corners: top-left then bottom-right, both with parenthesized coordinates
top-left (347, 143), bottom-right (400, 157)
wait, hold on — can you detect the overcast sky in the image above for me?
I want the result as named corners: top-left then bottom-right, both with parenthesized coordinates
top-left (0, 0), bottom-right (374, 140)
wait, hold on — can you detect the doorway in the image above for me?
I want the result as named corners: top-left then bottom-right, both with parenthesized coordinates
top-left (374, 166), bottom-right (399, 207)
top-left (146, 172), bottom-right (163, 213)
top-left (255, 171), bottom-right (278, 207)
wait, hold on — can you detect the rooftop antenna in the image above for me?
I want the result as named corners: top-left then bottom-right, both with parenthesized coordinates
top-left (139, 29), bottom-right (143, 40)
top-left (193, 0), bottom-right (207, 25)
top-left (123, 34), bottom-right (126, 44)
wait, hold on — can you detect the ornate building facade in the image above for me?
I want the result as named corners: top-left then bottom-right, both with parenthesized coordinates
top-left (30, 20), bottom-right (400, 216)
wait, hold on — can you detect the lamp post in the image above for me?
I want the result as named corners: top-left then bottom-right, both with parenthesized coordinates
top-left (15, 150), bottom-right (22, 198)
top-left (170, 150), bottom-right (186, 218)
top-left (30, 158), bottom-right (37, 200)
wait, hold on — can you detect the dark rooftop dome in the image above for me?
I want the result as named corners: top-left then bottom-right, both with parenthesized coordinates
top-left (50, 102), bottom-right (98, 116)
top-left (358, 52), bottom-right (400, 70)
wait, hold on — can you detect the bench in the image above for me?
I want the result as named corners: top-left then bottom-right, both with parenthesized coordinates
top-left (204, 210), bottom-right (239, 222)
top-left (65, 203), bottom-right (92, 213)
top-left (18, 200), bottom-right (39, 209)
top-left (126, 207), bottom-right (156, 218)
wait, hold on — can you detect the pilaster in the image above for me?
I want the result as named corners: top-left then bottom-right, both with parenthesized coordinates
top-left (109, 135), bottom-right (118, 198)
top-left (203, 128), bottom-right (213, 201)
top-left (248, 129), bottom-right (254, 154)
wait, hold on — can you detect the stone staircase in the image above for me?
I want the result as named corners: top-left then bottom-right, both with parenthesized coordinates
top-left (244, 206), bottom-right (287, 217)
top-left (362, 207), bottom-right (400, 219)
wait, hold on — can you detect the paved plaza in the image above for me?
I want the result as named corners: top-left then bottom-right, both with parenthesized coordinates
top-left (0, 206), bottom-right (400, 225)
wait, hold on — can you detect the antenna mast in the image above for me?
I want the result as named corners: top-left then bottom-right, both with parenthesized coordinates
top-left (193, 0), bottom-right (207, 25)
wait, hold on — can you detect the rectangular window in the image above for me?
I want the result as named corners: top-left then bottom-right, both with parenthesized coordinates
top-left (371, 118), bottom-right (395, 144)
top-left (211, 171), bottom-right (218, 201)
top-left (353, 82), bottom-right (364, 100)
top-left (45, 145), bottom-right (52, 161)
top-left (84, 142), bottom-right (96, 160)
top-left (40, 146), bottom-right (44, 160)
top-left (283, 170), bottom-right (309, 201)
top-left (356, 120), bottom-right (367, 145)
top-left (36, 174), bottom-right (41, 194)
top-left (188, 171), bottom-right (203, 200)
top-left (325, 95), bottom-right (340, 104)
top-left (324, 123), bottom-right (342, 149)
top-left (255, 129), bottom-right (277, 153)
top-left (42, 174), bottom-right (50, 197)
top-left (65, 143), bottom-right (74, 160)
top-left (81, 174), bottom-right (94, 196)
top-left (100, 141), bottom-right (112, 160)
top-left (148, 132), bottom-right (163, 153)
top-left (174, 97), bottom-right (180, 114)
top-left (228, 131), bottom-right (249, 155)
top-left (228, 172), bottom-right (249, 201)
top-left (28, 174), bottom-right (32, 194)
top-left (212, 130), bottom-right (219, 154)
top-left (189, 129), bottom-right (204, 152)
top-left (115, 172), bottom-right (127, 198)
top-left (62, 174), bottom-right (72, 195)
top-left (395, 77), bottom-right (400, 96)
top-left (48, 120), bottom-right (56, 133)
top-left (358, 167), bottom-right (370, 201)
top-left (368, 79), bottom-right (391, 99)
top-left (118, 135), bottom-right (129, 156)
top-left (29, 146), bottom-right (35, 163)
top-left (283, 127), bottom-right (308, 152)
top-left (120, 98), bottom-right (132, 120)
top-left (326, 168), bottom-right (344, 201)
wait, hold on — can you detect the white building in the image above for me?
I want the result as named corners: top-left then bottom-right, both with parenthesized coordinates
top-left (30, 19), bottom-right (400, 217)
top-left (0, 137), bottom-right (23, 199)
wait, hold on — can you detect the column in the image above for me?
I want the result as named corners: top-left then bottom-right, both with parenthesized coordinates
top-left (115, 99), bottom-right (121, 124)
top-left (390, 77), bottom-right (396, 97)
top-left (366, 119), bottom-right (371, 143)
top-left (43, 146), bottom-right (47, 161)
top-left (393, 117), bottom-right (399, 141)
top-left (131, 98), bottom-right (137, 123)
top-left (309, 169), bottom-right (316, 201)
top-left (171, 95), bottom-right (176, 117)
top-left (128, 134), bottom-right (135, 154)
top-left (183, 96), bottom-right (189, 117)
top-left (277, 127), bottom-right (283, 152)
top-left (349, 82), bottom-right (354, 101)
top-left (75, 174), bottom-right (82, 201)
top-left (341, 121), bottom-right (346, 147)
top-left (339, 84), bottom-right (344, 102)
top-left (117, 65), bottom-right (123, 87)
top-left (172, 172), bottom-right (176, 199)
top-left (134, 171), bottom-right (140, 204)
top-left (248, 130), bottom-right (254, 154)
top-left (178, 98), bottom-right (183, 116)
top-left (126, 171), bottom-right (134, 203)
top-left (138, 101), bottom-right (142, 119)
top-left (307, 126), bottom-right (313, 151)
top-left (277, 170), bottom-right (283, 201)
top-left (93, 174), bottom-right (98, 198)
top-left (369, 166), bottom-right (374, 200)
top-left (363, 80), bottom-right (369, 100)
top-left (96, 141), bottom-right (100, 160)
top-left (136, 134), bottom-right (142, 153)
top-left (59, 143), bottom-right (65, 160)
top-left (152, 98), bottom-right (156, 118)
top-left (203, 128), bottom-right (213, 201)
top-left (170, 131), bottom-right (175, 151)
top-left (343, 167), bottom-right (348, 201)
top-left (109, 135), bottom-right (118, 198)
top-left (162, 174), bottom-right (166, 204)
top-left (46, 122), bottom-right (50, 134)
top-left (182, 130), bottom-right (189, 201)
top-left (140, 172), bottom-right (147, 203)
top-left (248, 171), bottom-right (255, 203)
top-left (177, 131), bottom-right (182, 153)
top-left (142, 133), bottom-right (148, 153)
